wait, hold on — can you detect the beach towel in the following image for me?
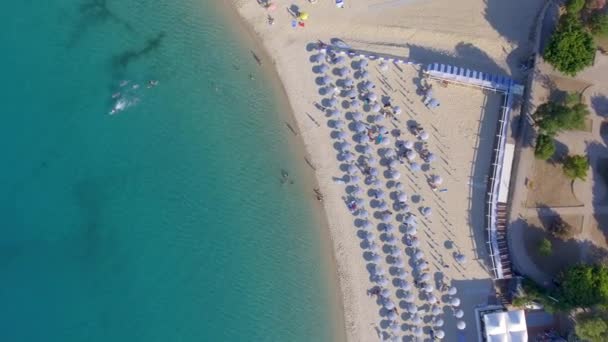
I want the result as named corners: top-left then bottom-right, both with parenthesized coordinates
top-left (336, 0), bottom-right (344, 8)
top-left (291, 20), bottom-right (297, 28)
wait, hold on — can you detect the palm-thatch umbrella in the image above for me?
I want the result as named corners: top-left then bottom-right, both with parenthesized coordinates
top-left (457, 321), bottom-right (466, 330)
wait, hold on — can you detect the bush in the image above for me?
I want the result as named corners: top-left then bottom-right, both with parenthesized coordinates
top-left (576, 313), bottom-right (608, 342)
top-left (535, 134), bottom-right (556, 160)
top-left (567, 0), bottom-right (586, 13)
top-left (588, 12), bottom-right (608, 36)
top-left (556, 264), bottom-right (608, 309)
top-left (550, 217), bottom-right (575, 240)
top-left (563, 154), bottom-right (589, 180)
top-left (538, 238), bottom-right (553, 256)
top-left (532, 100), bottom-right (587, 135)
top-left (544, 14), bottom-right (596, 76)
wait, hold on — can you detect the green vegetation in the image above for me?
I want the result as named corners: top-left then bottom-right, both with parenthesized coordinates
top-left (549, 217), bottom-right (575, 240)
top-left (544, 14), bottom-right (596, 75)
top-left (563, 155), bottom-right (590, 180)
top-left (538, 238), bottom-right (553, 256)
top-left (556, 264), bottom-right (608, 309)
top-left (532, 95), bottom-right (588, 136)
top-left (575, 314), bottom-right (608, 342)
top-left (512, 278), bottom-right (559, 313)
top-left (589, 11), bottom-right (608, 36)
top-left (534, 134), bottom-right (556, 160)
top-left (567, 0), bottom-right (587, 14)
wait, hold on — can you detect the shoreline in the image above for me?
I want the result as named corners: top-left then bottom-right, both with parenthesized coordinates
top-left (216, 2), bottom-right (348, 341)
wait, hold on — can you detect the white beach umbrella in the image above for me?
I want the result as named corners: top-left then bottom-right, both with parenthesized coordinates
top-left (378, 126), bottom-right (389, 135)
top-left (419, 131), bottom-right (429, 141)
top-left (419, 273), bottom-right (430, 282)
top-left (368, 241), bottom-right (379, 252)
top-left (388, 170), bottom-right (401, 180)
top-left (358, 70), bottom-right (369, 79)
top-left (392, 255), bottom-right (404, 267)
top-left (457, 321), bottom-right (466, 330)
top-left (365, 231), bottom-right (375, 241)
top-left (387, 310), bottom-right (398, 321)
top-left (367, 92), bottom-right (378, 102)
top-left (381, 136), bottom-right (391, 146)
top-left (361, 144), bottom-right (373, 154)
top-left (337, 67), bottom-right (349, 77)
top-left (397, 192), bottom-right (407, 202)
top-left (417, 261), bottom-right (429, 271)
top-left (421, 207), bottom-right (432, 217)
top-left (434, 318), bottom-right (444, 328)
top-left (335, 131), bottom-right (347, 141)
top-left (451, 297), bottom-right (461, 307)
top-left (404, 215), bottom-right (416, 225)
top-left (388, 159), bottom-right (399, 168)
top-left (369, 167), bottom-right (379, 177)
top-left (410, 162), bottom-right (421, 172)
top-left (372, 114), bottom-right (383, 123)
top-left (447, 286), bottom-right (458, 296)
top-left (359, 59), bottom-right (368, 68)
top-left (344, 88), bottom-right (357, 98)
top-left (403, 140), bottom-right (414, 149)
top-left (412, 327), bottom-right (423, 337)
top-left (357, 134), bottom-right (370, 144)
top-left (364, 81), bottom-right (374, 91)
top-left (423, 284), bottom-right (434, 293)
top-left (377, 276), bottom-right (389, 287)
top-left (354, 121), bottom-right (366, 132)
top-left (366, 156), bottom-right (378, 165)
top-left (383, 223), bottom-right (395, 233)
top-left (410, 238), bottom-right (420, 248)
top-left (371, 102), bottom-right (381, 112)
top-left (361, 219), bottom-right (372, 229)
top-left (389, 321), bottom-right (400, 333)
top-left (342, 151), bottom-right (354, 161)
top-left (371, 252), bottom-right (382, 263)
top-left (400, 203), bottom-right (410, 212)
top-left (414, 250), bottom-right (425, 260)
top-left (431, 306), bottom-right (442, 316)
top-left (435, 330), bottom-right (445, 339)
top-left (385, 234), bottom-right (397, 245)
top-left (351, 111), bottom-right (363, 120)
top-left (454, 309), bottom-right (464, 318)
top-left (371, 178), bottom-right (382, 187)
top-left (350, 99), bottom-right (361, 108)
top-left (320, 75), bottom-right (331, 85)
top-left (380, 288), bottom-right (391, 298)
top-left (456, 253), bottom-right (467, 264)
top-left (327, 108), bottom-right (340, 117)
top-left (406, 225), bottom-right (417, 236)
top-left (406, 150), bottom-right (416, 161)
top-left (339, 141), bottom-right (351, 152)
top-left (393, 106), bottom-right (402, 115)
top-left (318, 63), bottom-right (329, 73)
top-left (403, 291), bottom-right (414, 301)
top-left (411, 314), bottom-right (422, 325)
top-left (431, 175), bottom-right (443, 185)
top-left (379, 61), bottom-right (389, 71)
top-left (383, 148), bottom-right (396, 158)
top-left (427, 294), bottom-right (438, 304)
top-left (347, 164), bottom-right (358, 174)
top-left (328, 97), bottom-right (338, 107)
top-left (406, 303), bottom-right (418, 314)
top-left (427, 152), bottom-right (437, 163)
top-left (389, 246), bottom-right (402, 257)
top-left (347, 174), bottom-right (360, 183)
top-left (384, 300), bottom-right (395, 310)
top-left (374, 188), bottom-right (385, 198)
top-left (381, 212), bottom-right (392, 222)
top-left (343, 78), bottom-right (354, 87)
top-left (333, 55), bottom-right (346, 64)
top-left (323, 86), bottom-right (336, 96)
top-left (312, 53), bottom-right (324, 63)
top-left (333, 119), bottom-right (345, 129)
top-left (395, 267), bottom-right (407, 277)
top-left (355, 197), bottom-right (365, 207)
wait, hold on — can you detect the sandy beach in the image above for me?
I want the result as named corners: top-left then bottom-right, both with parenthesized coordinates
top-left (229, 0), bottom-right (543, 340)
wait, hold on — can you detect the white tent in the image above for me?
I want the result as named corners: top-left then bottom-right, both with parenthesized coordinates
top-left (483, 310), bottom-right (528, 342)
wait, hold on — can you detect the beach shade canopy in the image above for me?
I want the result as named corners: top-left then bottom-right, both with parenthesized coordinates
top-left (348, 174), bottom-right (360, 183)
top-left (412, 327), bottom-right (423, 336)
top-left (456, 253), bottom-right (467, 264)
top-left (411, 238), bottom-right (420, 248)
top-left (339, 141), bottom-right (351, 151)
top-left (410, 162), bottom-right (421, 172)
top-left (378, 125), bottom-right (389, 135)
top-left (414, 250), bottom-right (425, 260)
top-left (350, 185), bottom-right (362, 195)
top-left (371, 252), bottom-right (382, 263)
top-left (343, 78), bottom-right (354, 87)
top-left (312, 53), bottom-right (324, 63)
top-left (392, 255), bottom-right (404, 267)
top-left (421, 206), bottom-right (432, 217)
top-left (384, 300), bottom-right (395, 310)
top-left (383, 148), bottom-right (396, 158)
top-left (448, 286), bottom-right (458, 296)
top-left (366, 155), bottom-right (378, 165)
top-left (364, 81), bottom-right (374, 90)
top-left (371, 178), bottom-right (382, 187)
top-left (370, 102), bottom-right (381, 112)
top-left (432, 306), bottom-right (442, 316)
top-left (351, 111), bottom-right (363, 120)
top-left (403, 140), bottom-right (414, 149)
top-left (368, 241), bottom-right (379, 251)
top-left (354, 121), bottom-right (366, 132)
top-left (434, 318), bottom-right (444, 327)
top-left (357, 134), bottom-right (370, 144)
top-left (328, 97), bottom-right (338, 107)
top-left (350, 99), bottom-right (361, 108)
top-left (419, 131), bottom-right (429, 141)
top-left (385, 234), bottom-right (397, 245)
top-left (358, 208), bottom-right (369, 219)
top-left (328, 108), bottom-right (341, 118)
top-left (360, 144), bottom-right (372, 155)
top-left (395, 267), bottom-right (407, 277)
top-left (372, 114), bottom-right (383, 123)
top-left (426, 152), bottom-right (437, 162)
top-left (410, 314), bottom-right (422, 325)
top-left (406, 303), bottom-right (418, 314)
top-left (374, 188), bottom-right (385, 198)
top-left (367, 167), bottom-right (378, 177)
top-left (404, 215), bottom-right (416, 225)
top-left (324, 86), bottom-right (336, 95)
top-left (333, 55), bottom-right (346, 64)
top-left (334, 131), bottom-right (347, 141)
top-left (355, 197), bottom-right (365, 207)
top-left (451, 297), bottom-right (461, 307)
top-left (342, 151), bottom-right (354, 161)
top-left (406, 150), bottom-right (416, 161)
top-left (381, 212), bottom-right (392, 222)
top-left (389, 245), bottom-right (402, 257)
top-left (377, 276), bottom-right (389, 287)
top-left (427, 294), bottom-right (438, 304)
top-left (379, 62), bottom-right (389, 71)
top-left (367, 92), bottom-right (378, 102)
top-left (457, 321), bottom-right (466, 330)
top-left (417, 261), bottom-right (429, 271)
top-left (423, 283), bottom-right (434, 293)
top-left (334, 119), bottom-right (345, 129)
top-left (383, 223), bottom-right (395, 233)
top-left (359, 70), bottom-right (370, 79)
top-left (387, 310), bottom-right (398, 321)
top-left (347, 163), bottom-right (358, 174)
top-left (359, 59), bottom-right (368, 68)
top-left (406, 225), bottom-right (417, 235)
top-left (388, 170), bottom-right (401, 180)
top-left (431, 175), bottom-right (443, 185)
top-left (343, 88), bottom-right (357, 98)
top-left (403, 291), bottom-right (414, 301)
top-left (377, 200), bottom-right (388, 211)
top-left (337, 67), bottom-right (349, 77)
top-left (388, 159), bottom-right (399, 168)
top-left (435, 330), bottom-right (445, 339)
top-left (318, 63), bottom-right (329, 73)
top-left (320, 75), bottom-right (331, 84)
top-left (401, 203), bottom-right (410, 212)
top-left (393, 106), bottom-right (402, 114)
top-left (380, 288), bottom-right (391, 298)
top-left (419, 273), bottom-right (430, 282)
top-left (397, 192), bottom-right (408, 202)
top-left (364, 231), bottom-right (375, 241)
top-left (454, 309), bottom-right (464, 318)
top-left (389, 321), bottom-right (400, 332)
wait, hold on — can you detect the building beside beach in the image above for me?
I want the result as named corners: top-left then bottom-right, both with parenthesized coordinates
top-left (475, 306), bottom-right (528, 342)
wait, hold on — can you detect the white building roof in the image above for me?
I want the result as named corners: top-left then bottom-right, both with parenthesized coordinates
top-left (483, 310), bottom-right (528, 342)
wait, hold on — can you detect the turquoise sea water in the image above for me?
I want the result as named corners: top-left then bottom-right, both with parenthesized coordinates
top-left (1, 1), bottom-right (338, 341)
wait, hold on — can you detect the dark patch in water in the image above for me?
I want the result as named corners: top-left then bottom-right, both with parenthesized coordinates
top-left (67, 0), bottom-right (134, 48)
top-left (112, 31), bottom-right (166, 72)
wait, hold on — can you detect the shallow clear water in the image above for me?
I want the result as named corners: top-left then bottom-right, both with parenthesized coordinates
top-left (0, 1), bottom-right (337, 341)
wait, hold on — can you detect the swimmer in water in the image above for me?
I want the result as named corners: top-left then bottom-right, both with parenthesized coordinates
top-left (249, 73), bottom-right (255, 80)
top-left (112, 92), bottom-right (121, 99)
top-left (119, 80), bottom-right (130, 87)
top-left (147, 80), bottom-right (159, 88)
top-left (132, 84), bottom-right (140, 89)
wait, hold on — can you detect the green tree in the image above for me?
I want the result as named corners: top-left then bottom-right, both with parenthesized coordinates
top-left (538, 238), bottom-right (553, 256)
top-left (588, 12), bottom-right (608, 36)
top-left (557, 264), bottom-right (608, 309)
top-left (544, 14), bottom-right (596, 76)
top-left (575, 314), bottom-right (608, 342)
top-left (585, 0), bottom-right (606, 11)
top-left (563, 154), bottom-right (590, 180)
top-left (567, 0), bottom-right (586, 13)
top-left (533, 101), bottom-right (587, 135)
top-left (535, 134), bottom-right (556, 159)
